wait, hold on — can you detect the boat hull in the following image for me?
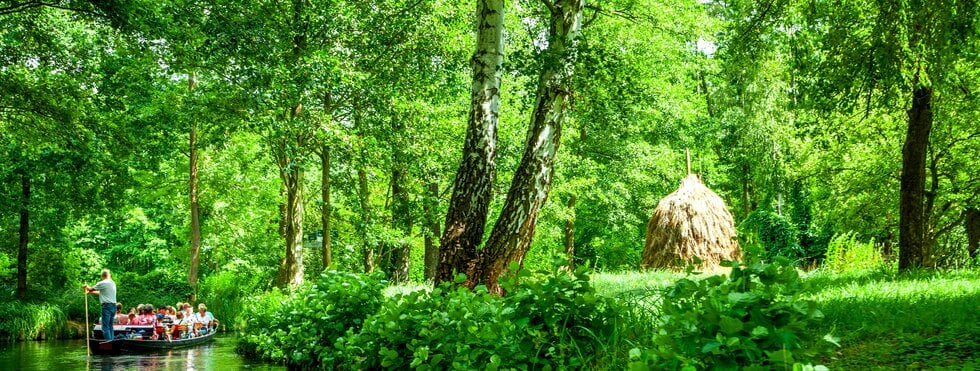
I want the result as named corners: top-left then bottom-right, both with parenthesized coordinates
top-left (88, 330), bottom-right (216, 354)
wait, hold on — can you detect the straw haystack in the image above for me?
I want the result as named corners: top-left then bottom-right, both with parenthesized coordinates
top-left (641, 174), bottom-right (740, 270)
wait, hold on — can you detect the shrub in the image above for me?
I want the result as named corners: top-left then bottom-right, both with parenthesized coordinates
top-left (337, 279), bottom-right (513, 369)
top-left (338, 265), bottom-right (622, 369)
top-left (823, 232), bottom-right (884, 273)
top-left (198, 267), bottom-right (270, 327)
top-left (114, 269), bottom-right (193, 311)
top-left (628, 259), bottom-right (835, 370)
top-left (741, 211), bottom-right (804, 263)
top-left (236, 270), bottom-right (387, 368)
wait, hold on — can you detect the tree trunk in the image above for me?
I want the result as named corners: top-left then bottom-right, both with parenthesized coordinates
top-left (390, 157), bottom-right (412, 283)
top-left (965, 207), bottom-right (979, 260)
top-left (17, 169), bottom-right (29, 300)
top-left (358, 165), bottom-right (374, 273)
top-left (279, 164), bottom-right (305, 287)
top-left (741, 168), bottom-right (751, 219)
top-left (469, 0), bottom-right (585, 294)
top-left (188, 73), bottom-right (202, 300)
top-left (435, 0), bottom-right (505, 284)
top-left (898, 86), bottom-right (933, 272)
top-left (320, 145), bottom-right (332, 269)
top-left (274, 0), bottom-right (308, 287)
top-left (423, 180), bottom-right (441, 281)
top-left (564, 194), bottom-right (576, 270)
top-left (923, 145), bottom-right (939, 255)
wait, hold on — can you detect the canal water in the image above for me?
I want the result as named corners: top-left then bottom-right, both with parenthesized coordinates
top-left (0, 335), bottom-right (285, 371)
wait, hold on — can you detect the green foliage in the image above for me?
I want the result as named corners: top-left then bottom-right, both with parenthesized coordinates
top-left (340, 265), bottom-right (621, 369)
top-left (741, 211), bottom-right (805, 263)
top-left (628, 259), bottom-right (833, 370)
top-left (0, 252), bottom-right (13, 280)
top-left (823, 232), bottom-right (886, 273)
top-left (197, 266), bottom-right (269, 327)
top-left (0, 301), bottom-right (68, 342)
top-left (236, 270), bottom-right (388, 368)
top-left (337, 280), bottom-right (511, 369)
top-left (113, 270), bottom-right (193, 311)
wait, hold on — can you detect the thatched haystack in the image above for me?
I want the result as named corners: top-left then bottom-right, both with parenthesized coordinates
top-left (641, 174), bottom-right (740, 270)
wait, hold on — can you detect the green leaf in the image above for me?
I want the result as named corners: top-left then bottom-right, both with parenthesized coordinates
top-left (702, 341), bottom-right (722, 353)
top-left (719, 316), bottom-right (744, 334)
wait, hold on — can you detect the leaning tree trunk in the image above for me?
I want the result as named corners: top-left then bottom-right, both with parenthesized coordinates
top-left (188, 74), bottom-right (202, 300)
top-left (898, 86), bottom-right (933, 272)
top-left (320, 144), bottom-right (332, 269)
top-left (423, 179), bottom-right (441, 280)
top-left (469, 0), bottom-right (585, 294)
top-left (17, 169), bottom-right (29, 300)
top-left (434, 0), bottom-right (505, 285)
top-left (965, 207), bottom-right (979, 260)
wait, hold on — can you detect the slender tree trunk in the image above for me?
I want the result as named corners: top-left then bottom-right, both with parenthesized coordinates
top-left (469, 0), bottom-right (585, 294)
top-left (898, 86), bottom-right (933, 272)
top-left (358, 166), bottom-right (374, 273)
top-left (320, 145), bottom-right (332, 269)
top-left (17, 170), bottom-right (29, 300)
top-left (390, 158), bottom-right (412, 283)
top-left (423, 180), bottom-right (441, 281)
top-left (435, 0), bottom-right (505, 284)
top-left (564, 194), bottom-right (576, 270)
top-left (188, 73), bottom-right (202, 300)
top-left (964, 208), bottom-right (979, 261)
top-left (700, 71), bottom-right (713, 118)
top-left (741, 168), bottom-right (751, 219)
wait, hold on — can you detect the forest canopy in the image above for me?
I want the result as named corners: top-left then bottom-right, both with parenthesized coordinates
top-left (0, 0), bottom-right (977, 302)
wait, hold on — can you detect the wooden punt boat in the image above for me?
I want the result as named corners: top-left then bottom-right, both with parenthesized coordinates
top-left (88, 325), bottom-right (216, 354)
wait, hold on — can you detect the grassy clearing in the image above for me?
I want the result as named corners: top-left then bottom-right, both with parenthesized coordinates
top-left (804, 269), bottom-right (980, 369)
top-left (589, 268), bottom-right (980, 369)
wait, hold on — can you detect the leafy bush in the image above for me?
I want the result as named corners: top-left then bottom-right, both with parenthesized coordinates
top-left (198, 266), bottom-right (271, 327)
top-left (114, 269), bottom-right (193, 311)
top-left (338, 265), bottom-right (622, 369)
top-left (741, 211), bottom-right (805, 263)
top-left (236, 270), bottom-right (387, 368)
top-left (337, 279), bottom-right (513, 369)
top-left (823, 232), bottom-right (885, 272)
top-left (628, 259), bottom-right (834, 370)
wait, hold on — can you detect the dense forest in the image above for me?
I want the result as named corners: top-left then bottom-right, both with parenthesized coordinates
top-left (1, 0), bottom-right (978, 369)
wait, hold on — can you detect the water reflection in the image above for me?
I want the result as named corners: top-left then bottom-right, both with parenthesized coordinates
top-left (0, 335), bottom-right (283, 371)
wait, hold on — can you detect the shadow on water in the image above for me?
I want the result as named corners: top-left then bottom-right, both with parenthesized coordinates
top-left (0, 334), bottom-right (284, 371)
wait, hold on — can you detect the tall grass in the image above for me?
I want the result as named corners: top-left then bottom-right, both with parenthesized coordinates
top-left (804, 268), bottom-right (980, 338)
top-left (0, 301), bottom-right (69, 342)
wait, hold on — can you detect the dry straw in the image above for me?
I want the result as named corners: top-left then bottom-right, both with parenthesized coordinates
top-left (641, 174), bottom-right (740, 270)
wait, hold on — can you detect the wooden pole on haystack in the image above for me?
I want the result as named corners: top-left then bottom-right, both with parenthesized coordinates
top-left (685, 148), bottom-right (691, 176)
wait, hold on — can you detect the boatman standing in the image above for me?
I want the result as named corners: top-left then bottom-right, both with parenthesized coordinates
top-left (84, 269), bottom-right (117, 341)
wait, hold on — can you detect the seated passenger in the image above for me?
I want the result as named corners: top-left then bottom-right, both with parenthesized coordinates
top-left (171, 312), bottom-right (189, 339)
top-left (137, 304), bottom-right (157, 326)
top-left (114, 303), bottom-right (129, 325)
top-left (193, 303), bottom-right (217, 334)
top-left (166, 306), bottom-right (178, 322)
